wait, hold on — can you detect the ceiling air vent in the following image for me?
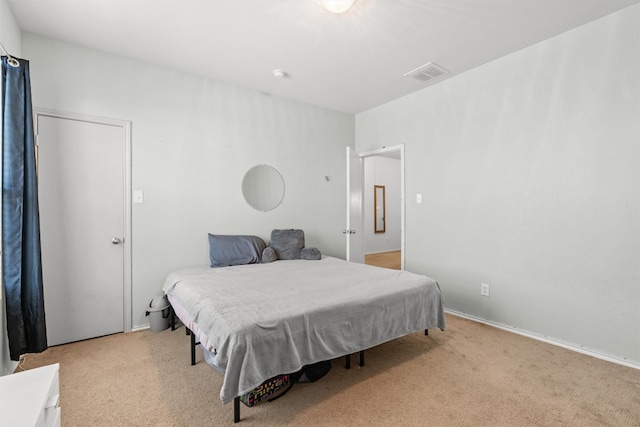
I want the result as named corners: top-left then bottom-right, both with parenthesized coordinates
top-left (404, 62), bottom-right (448, 82)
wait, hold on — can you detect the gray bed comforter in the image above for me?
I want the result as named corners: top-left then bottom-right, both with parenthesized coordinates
top-left (162, 256), bottom-right (445, 404)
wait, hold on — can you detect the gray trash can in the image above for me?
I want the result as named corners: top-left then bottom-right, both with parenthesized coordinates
top-left (146, 295), bottom-right (170, 332)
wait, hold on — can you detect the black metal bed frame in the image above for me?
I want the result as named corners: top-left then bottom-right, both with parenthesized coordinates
top-left (170, 305), bottom-right (428, 423)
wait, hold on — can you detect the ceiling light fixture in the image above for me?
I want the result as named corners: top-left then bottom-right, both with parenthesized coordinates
top-left (318, 0), bottom-right (356, 14)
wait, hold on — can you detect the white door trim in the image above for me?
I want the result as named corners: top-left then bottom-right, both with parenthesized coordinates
top-left (346, 147), bottom-right (364, 263)
top-left (34, 108), bottom-right (132, 333)
top-left (356, 144), bottom-right (405, 270)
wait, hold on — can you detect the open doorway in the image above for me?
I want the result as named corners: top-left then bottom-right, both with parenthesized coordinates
top-left (363, 150), bottom-right (402, 270)
top-left (346, 145), bottom-right (404, 270)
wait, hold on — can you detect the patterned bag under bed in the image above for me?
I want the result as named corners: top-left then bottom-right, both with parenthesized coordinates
top-left (239, 374), bottom-right (292, 407)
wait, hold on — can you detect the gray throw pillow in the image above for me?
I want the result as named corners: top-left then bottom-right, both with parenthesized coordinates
top-left (270, 229), bottom-right (305, 260)
top-left (261, 246), bottom-right (278, 263)
top-left (301, 247), bottom-right (321, 260)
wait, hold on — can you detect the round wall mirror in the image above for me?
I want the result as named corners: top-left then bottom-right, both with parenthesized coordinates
top-left (242, 164), bottom-right (285, 212)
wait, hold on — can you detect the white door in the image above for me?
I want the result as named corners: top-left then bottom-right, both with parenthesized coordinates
top-left (346, 147), bottom-right (364, 263)
top-left (37, 112), bottom-right (129, 346)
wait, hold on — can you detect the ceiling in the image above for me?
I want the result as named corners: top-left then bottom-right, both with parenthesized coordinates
top-left (7, 0), bottom-right (639, 114)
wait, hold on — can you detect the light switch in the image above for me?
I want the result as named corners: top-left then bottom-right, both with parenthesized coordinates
top-left (416, 194), bottom-right (422, 204)
top-left (133, 190), bottom-right (144, 204)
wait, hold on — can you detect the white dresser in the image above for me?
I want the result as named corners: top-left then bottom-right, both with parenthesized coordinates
top-left (0, 363), bottom-right (60, 427)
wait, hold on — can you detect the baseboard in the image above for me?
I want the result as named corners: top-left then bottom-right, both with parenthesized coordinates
top-left (364, 250), bottom-right (401, 256)
top-left (131, 325), bottom-right (150, 332)
top-left (445, 309), bottom-right (640, 371)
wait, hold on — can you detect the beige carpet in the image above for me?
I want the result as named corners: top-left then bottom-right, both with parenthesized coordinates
top-left (19, 314), bottom-right (640, 426)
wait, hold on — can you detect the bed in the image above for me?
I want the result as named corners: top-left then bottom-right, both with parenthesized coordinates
top-left (161, 232), bottom-right (445, 422)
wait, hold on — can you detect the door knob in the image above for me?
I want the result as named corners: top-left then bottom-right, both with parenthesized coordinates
top-left (111, 237), bottom-right (121, 245)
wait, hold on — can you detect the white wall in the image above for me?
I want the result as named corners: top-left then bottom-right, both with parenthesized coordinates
top-left (0, 0), bottom-right (22, 375)
top-left (363, 156), bottom-right (401, 254)
top-left (356, 5), bottom-right (640, 364)
top-left (22, 33), bottom-right (354, 329)
top-left (0, 0), bottom-right (20, 57)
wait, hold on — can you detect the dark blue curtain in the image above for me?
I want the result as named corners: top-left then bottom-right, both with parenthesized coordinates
top-left (2, 56), bottom-right (47, 360)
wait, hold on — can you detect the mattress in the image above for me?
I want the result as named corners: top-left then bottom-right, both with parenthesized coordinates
top-left (162, 256), bottom-right (445, 404)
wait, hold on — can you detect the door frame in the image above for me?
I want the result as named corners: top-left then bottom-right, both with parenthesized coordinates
top-left (349, 144), bottom-right (405, 270)
top-left (346, 146), bottom-right (364, 263)
top-left (34, 108), bottom-right (132, 333)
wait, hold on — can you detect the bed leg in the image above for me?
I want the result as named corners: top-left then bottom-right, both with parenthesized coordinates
top-left (170, 306), bottom-right (176, 331)
top-left (425, 329), bottom-right (428, 336)
top-left (190, 330), bottom-right (196, 366)
top-left (346, 352), bottom-right (365, 369)
top-left (234, 397), bottom-right (240, 423)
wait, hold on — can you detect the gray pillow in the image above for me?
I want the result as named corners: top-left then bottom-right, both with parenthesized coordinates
top-left (301, 247), bottom-right (321, 260)
top-left (208, 234), bottom-right (266, 267)
top-left (261, 246), bottom-right (278, 263)
top-left (270, 229), bottom-right (305, 260)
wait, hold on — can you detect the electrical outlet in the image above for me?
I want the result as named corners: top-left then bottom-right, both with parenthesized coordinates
top-left (480, 283), bottom-right (490, 297)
